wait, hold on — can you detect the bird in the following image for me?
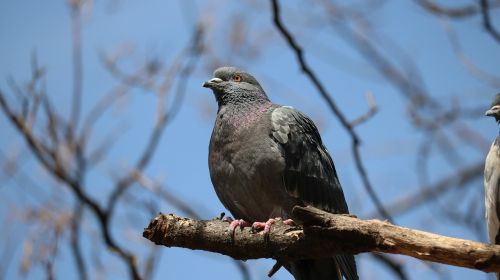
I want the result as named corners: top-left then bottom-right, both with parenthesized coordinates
top-left (485, 93), bottom-right (500, 279)
top-left (203, 66), bottom-right (358, 280)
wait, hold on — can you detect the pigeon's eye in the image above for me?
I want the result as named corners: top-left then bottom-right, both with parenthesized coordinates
top-left (232, 75), bottom-right (242, 82)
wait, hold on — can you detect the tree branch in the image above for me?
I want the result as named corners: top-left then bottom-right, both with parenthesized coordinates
top-left (349, 92), bottom-right (378, 127)
top-left (414, 0), bottom-right (481, 18)
top-left (480, 0), bottom-right (500, 43)
top-left (144, 206), bottom-right (500, 273)
top-left (69, 0), bottom-right (84, 132)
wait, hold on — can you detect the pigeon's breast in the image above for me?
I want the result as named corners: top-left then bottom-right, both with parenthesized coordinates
top-left (485, 136), bottom-right (500, 243)
top-left (208, 108), bottom-right (291, 221)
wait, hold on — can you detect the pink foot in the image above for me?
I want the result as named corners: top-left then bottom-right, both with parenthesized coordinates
top-left (252, 218), bottom-right (276, 241)
top-left (283, 219), bottom-right (296, 226)
top-left (224, 217), bottom-right (251, 240)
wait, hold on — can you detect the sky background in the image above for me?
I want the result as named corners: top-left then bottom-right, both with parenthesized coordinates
top-left (1, 0), bottom-right (499, 279)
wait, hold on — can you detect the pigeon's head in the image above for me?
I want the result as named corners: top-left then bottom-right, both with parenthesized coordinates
top-left (203, 66), bottom-right (269, 105)
top-left (485, 93), bottom-right (500, 124)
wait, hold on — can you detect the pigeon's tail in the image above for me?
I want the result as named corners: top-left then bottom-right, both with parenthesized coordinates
top-left (286, 255), bottom-right (358, 280)
top-left (335, 255), bottom-right (358, 280)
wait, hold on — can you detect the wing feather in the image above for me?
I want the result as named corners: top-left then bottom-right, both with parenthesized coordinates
top-left (271, 106), bottom-right (358, 280)
top-left (271, 106), bottom-right (348, 213)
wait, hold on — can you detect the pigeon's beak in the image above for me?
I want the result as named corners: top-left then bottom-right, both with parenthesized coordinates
top-left (203, 77), bottom-right (223, 89)
top-left (485, 105), bottom-right (500, 117)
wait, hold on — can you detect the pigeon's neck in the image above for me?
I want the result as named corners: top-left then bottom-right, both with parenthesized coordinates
top-left (216, 88), bottom-right (270, 107)
top-left (214, 88), bottom-right (272, 131)
top-left (217, 101), bottom-right (273, 131)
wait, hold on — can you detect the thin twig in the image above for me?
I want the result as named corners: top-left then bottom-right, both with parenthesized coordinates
top-left (480, 0), bottom-right (500, 43)
top-left (70, 202), bottom-right (87, 280)
top-left (69, 0), bottom-right (84, 132)
top-left (349, 92), bottom-right (378, 127)
top-left (414, 0), bottom-right (480, 18)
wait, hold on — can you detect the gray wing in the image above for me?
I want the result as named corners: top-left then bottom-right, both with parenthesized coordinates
top-left (271, 105), bottom-right (348, 214)
top-left (271, 106), bottom-right (357, 280)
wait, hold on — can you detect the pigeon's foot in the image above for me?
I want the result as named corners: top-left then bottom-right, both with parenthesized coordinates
top-left (224, 217), bottom-right (251, 240)
top-left (282, 219), bottom-right (296, 226)
top-left (251, 218), bottom-right (276, 241)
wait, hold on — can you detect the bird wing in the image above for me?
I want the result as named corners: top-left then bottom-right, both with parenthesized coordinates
top-left (271, 106), bottom-right (358, 280)
top-left (271, 105), bottom-right (348, 214)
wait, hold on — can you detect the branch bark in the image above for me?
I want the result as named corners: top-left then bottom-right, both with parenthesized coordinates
top-left (143, 206), bottom-right (500, 273)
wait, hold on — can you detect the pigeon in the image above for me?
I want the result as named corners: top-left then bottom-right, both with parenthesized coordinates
top-left (203, 66), bottom-right (358, 280)
top-left (484, 93), bottom-right (500, 279)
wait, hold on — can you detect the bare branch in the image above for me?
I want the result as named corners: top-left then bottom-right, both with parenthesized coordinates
top-left (349, 92), bottom-right (378, 127)
top-left (26, 52), bottom-right (45, 129)
top-left (415, 0), bottom-right (481, 18)
top-left (69, 0), bottom-right (84, 131)
top-left (70, 202), bottom-right (87, 280)
top-left (144, 206), bottom-right (500, 273)
top-left (480, 0), bottom-right (500, 43)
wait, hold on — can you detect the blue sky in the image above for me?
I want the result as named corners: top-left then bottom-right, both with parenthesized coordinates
top-left (1, 1), bottom-right (499, 279)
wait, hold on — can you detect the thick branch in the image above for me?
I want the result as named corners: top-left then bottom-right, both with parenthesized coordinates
top-left (144, 206), bottom-right (500, 273)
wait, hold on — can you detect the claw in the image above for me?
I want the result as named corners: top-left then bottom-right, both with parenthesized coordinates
top-left (229, 220), bottom-right (240, 232)
top-left (219, 212), bottom-right (226, 220)
top-left (227, 218), bottom-right (251, 240)
top-left (283, 219), bottom-right (296, 226)
top-left (252, 218), bottom-right (276, 241)
top-left (240, 220), bottom-right (252, 229)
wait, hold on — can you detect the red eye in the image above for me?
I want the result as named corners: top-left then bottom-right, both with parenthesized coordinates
top-left (232, 75), bottom-right (242, 82)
